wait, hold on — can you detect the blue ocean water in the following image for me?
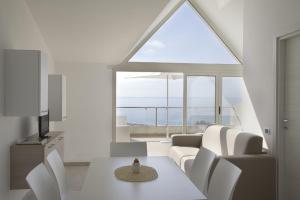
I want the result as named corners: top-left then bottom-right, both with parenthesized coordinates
top-left (116, 97), bottom-right (221, 125)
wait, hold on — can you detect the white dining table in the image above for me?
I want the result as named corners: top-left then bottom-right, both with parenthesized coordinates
top-left (80, 156), bottom-right (207, 200)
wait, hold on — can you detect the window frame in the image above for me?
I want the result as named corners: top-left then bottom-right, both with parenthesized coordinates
top-left (220, 76), bottom-right (244, 126)
top-left (185, 74), bottom-right (217, 133)
top-left (121, 0), bottom-right (242, 65)
top-left (112, 63), bottom-right (242, 141)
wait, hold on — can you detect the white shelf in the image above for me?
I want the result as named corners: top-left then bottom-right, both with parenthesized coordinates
top-left (48, 74), bottom-right (67, 121)
top-left (4, 49), bottom-right (48, 116)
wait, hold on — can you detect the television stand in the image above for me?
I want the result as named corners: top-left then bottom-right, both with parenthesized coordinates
top-left (10, 131), bottom-right (64, 189)
top-left (39, 135), bottom-right (50, 140)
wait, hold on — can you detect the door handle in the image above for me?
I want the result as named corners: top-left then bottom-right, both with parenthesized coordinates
top-left (283, 119), bottom-right (289, 129)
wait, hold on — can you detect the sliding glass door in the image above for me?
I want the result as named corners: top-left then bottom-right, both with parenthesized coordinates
top-left (115, 72), bottom-right (243, 142)
top-left (186, 76), bottom-right (216, 134)
top-left (115, 72), bottom-right (184, 142)
top-left (221, 77), bottom-right (242, 128)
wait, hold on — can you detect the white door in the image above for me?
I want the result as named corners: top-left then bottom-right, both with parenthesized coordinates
top-left (278, 33), bottom-right (300, 200)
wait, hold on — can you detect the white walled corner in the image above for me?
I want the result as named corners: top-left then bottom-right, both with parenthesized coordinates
top-left (236, 79), bottom-right (268, 148)
top-left (53, 62), bottom-right (112, 162)
top-left (243, 0), bottom-right (300, 152)
top-left (0, 0), bottom-right (55, 199)
top-left (191, 0), bottom-right (244, 61)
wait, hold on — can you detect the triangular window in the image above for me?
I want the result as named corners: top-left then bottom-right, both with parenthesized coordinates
top-left (129, 1), bottom-right (238, 64)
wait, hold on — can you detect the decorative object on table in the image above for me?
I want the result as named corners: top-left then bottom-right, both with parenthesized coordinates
top-left (132, 158), bottom-right (141, 173)
top-left (114, 158), bottom-right (158, 182)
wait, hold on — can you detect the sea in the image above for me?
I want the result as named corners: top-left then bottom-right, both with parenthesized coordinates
top-left (116, 97), bottom-right (227, 126)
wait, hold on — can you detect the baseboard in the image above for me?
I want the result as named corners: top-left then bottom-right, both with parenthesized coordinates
top-left (64, 162), bottom-right (90, 166)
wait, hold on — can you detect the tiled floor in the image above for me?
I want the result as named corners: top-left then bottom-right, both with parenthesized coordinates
top-left (65, 165), bottom-right (89, 191)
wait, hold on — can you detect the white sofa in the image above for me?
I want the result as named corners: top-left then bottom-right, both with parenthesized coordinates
top-left (169, 125), bottom-right (276, 200)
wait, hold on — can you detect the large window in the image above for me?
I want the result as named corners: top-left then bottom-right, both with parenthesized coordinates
top-left (116, 72), bottom-right (167, 126)
top-left (129, 2), bottom-right (238, 64)
top-left (187, 76), bottom-right (216, 133)
top-left (114, 71), bottom-right (244, 158)
top-left (116, 72), bottom-right (243, 140)
top-left (115, 1), bottom-right (242, 156)
top-left (116, 72), bottom-right (184, 142)
top-left (222, 77), bottom-right (243, 127)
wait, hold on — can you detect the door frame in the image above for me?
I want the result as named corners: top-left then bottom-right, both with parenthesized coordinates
top-left (185, 74), bottom-right (219, 133)
top-left (275, 29), bottom-right (300, 200)
top-left (112, 64), bottom-right (242, 142)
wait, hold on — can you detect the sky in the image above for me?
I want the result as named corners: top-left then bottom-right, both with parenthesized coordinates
top-left (116, 72), bottom-right (182, 98)
top-left (129, 1), bottom-right (238, 64)
top-left (117, 2), bottom-right (242, 107)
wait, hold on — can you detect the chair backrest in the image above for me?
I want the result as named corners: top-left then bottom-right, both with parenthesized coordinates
top-left (202, 125), bottom-right (227, 156)
top-left (47, 150), bottom-right (67, 198)
top-left (110, 142), bottom-right (147, 157)
top-left (190, 147), bottom-right (216, 195)
top-left (26, 163), bottom-right (61, 200)
top-left (208, 159), bottom-right (242, 200)
top-left (22, 190), bottom-right (37, 200)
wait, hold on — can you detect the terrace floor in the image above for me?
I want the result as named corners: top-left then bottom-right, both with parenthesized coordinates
top-left (132, 137), bottom-right (172, 156)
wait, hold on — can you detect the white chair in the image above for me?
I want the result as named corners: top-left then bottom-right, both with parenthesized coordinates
top-left (208, 159), bottom-right (242, 200)
top-left (22, 190), bottom-right (37, 200)
top-left (47, 150), bottom-right (80, 200)
top-left (47, 150), bottom-right (67, 197)
top-left (189, 147), bottom-right (216, 195)
top-left (26, 163), bottom-right (60, 200)
top-left (110, 142), bottom-right (147, 157)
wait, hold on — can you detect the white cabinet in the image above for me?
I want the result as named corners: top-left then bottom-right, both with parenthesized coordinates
top-left (48, 74), bottom-right (67, 121)
top-left (4, 49), bottom-right (48, 116)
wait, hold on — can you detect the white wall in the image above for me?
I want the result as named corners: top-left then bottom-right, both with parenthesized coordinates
top-left (0, 0), bottom-right (54, 199)
top-left (243, 0), bottom-right (300, 151)
top-left (235, 79), bottom-right (266, 147)
top-left (54, 62), bottom-right (112, 162)
top-left (192, 0), bottom-right (244, 61)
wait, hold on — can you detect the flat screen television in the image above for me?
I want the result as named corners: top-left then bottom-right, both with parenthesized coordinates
top-left (39, 113), bottom-right (49, 138)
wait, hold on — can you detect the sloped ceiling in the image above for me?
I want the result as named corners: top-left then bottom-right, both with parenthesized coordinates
top-left (122, 0), bottom-right (184, 63)
top-left (191, 0), bottom-right (244, 61)
top-left (25, 0), bottom-right (243, 65)
top-left (25, 0), bottom-right (169, 65)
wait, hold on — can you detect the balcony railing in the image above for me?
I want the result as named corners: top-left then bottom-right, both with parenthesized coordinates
top-left (117, 106), bottom-right (182, 127)
top-left (116, 106), bottom-right (241, 128)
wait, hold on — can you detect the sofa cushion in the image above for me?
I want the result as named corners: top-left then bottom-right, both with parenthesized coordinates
top-left (224, 128), bottom-right (263, 155)
top-left (233, 132), bottom-right (263, 155)
top-left (202, 125), bottom-right (229, 156)
top-left (171, 133), bottom-right (203, 148)
top-left (168, 125), bottom-right (263, 176)
top-left (202, 125), bottom-right (263, 156)
top-left (225, 128), bottom-right (239, 155)
top-left (168, 146), bottom-right (199, 167)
